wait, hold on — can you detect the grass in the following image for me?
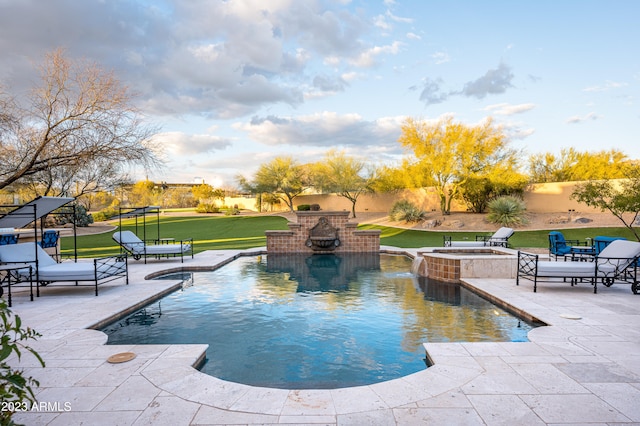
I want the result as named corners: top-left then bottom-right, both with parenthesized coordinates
top-left (61, 214), bottom-right (638, 258)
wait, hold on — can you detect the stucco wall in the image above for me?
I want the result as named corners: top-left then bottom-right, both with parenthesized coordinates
top-left (227, 180), bottom-right (616, 214)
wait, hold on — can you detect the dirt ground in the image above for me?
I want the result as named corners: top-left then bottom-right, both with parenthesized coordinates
top-left (356, 211), bottom-right (630, 232)
top-left (264, 210), bottom-right (633, 232)
top-left (80, 209), bottom-right (631, 237)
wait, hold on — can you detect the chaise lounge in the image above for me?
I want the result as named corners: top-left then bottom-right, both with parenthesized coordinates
top-left (0, 242), bottom-right (128, 297)
top-left (443, 227), bottom-right (514, 248)
top-left (517, 239), bottom-right (640, 294)
top-left (113, 230), bottom-right (193, 263)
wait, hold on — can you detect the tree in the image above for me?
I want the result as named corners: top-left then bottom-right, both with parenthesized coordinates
top-left (528, 148), bottom-right (630, 183)
top-left (192, 183), bottom-right (224, 204)
top-left (127, 180), bottom-right (159, 206)
top-left (0, 49), bottom-right (160, 192)
top-left (459, 164), bottom-right (529, 213)
top-left (398, 117), bottom-right (516, 215)
top-left (311, 150), bottom-right (376, 218)
top-left (571, 167), bottom-right (640, 241)
top-left (238, 157), bottom-right (310, 212)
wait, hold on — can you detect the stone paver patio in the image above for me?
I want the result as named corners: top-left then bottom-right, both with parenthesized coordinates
top-left (5, 247), bottom-right (640, 425)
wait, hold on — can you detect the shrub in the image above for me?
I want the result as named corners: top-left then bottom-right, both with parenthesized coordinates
top-left (224, 207), bottom-right (240, 216)
top-left (310, 204), bottom-right (320, 211)
top-left (54, 204), bottom-right (93, 227)
top-left (486, 196), bottom-right (528, 226)
top-left (297, 204), bottom-right (311, 211)
top-left (195, 203), bottom-right (220, 213)
top-left (0, 300), bottom-right (44, 424)
top-left (389, 200), bottom-right (427, 223)
top-left (91, 207), bottom-right (119, 222)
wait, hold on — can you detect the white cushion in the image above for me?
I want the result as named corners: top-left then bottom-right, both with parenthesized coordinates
top-left (114, 231), bottom-right (190, 255)
top-left (536, 261), bottom-right (595, 277)
top-left (142, 244), bottom-right (191, 255)
top-left (491, 227), bottom-right (514, 240)
top-left (448, 241), bottom-right (486, 247)
top-left (0, 242), bottom-right (57, 267)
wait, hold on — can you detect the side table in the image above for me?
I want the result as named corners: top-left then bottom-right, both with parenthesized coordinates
top-left (0, 263), bottom-right (34, 307)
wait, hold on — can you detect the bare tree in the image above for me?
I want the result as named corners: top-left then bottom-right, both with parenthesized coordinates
top-left (0, 49), bottom-right (161, 192)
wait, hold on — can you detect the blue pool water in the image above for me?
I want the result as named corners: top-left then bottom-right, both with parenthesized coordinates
top-left (102, 254), bottom-right (537, 389)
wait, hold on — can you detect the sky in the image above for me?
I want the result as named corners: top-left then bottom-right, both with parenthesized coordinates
top-left (0, 0), bottom-right (638, 188)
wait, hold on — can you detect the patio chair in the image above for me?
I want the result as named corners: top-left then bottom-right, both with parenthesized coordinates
top-left (113, 230), bottom-right (193, 264)
top-left (517, 239), bottom-right (640, 294)
top-left (0, 242), bottom-right (128, 297)
top-left (443, 227), bottom-right (514, 248)
top-left (0, 233), bottom-right (18, 245)
top-left (38, 229), bottom-right (60, 261)
top-left (548, 231), bottom-right (594, 260)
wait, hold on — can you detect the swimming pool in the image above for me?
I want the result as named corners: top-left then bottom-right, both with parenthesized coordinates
top-left (102, 253), bottom-right (537, 389)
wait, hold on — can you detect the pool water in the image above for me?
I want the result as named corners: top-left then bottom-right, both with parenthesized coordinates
top-left (102, 254), bottom-right (537, 389)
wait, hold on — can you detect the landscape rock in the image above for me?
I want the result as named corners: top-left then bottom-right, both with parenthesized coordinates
top-left (573, 217), bottom-right (593, 224)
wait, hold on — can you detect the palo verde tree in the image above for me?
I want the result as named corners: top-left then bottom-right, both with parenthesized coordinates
top-left (571, 166), bottom-right (640, 241)
top-left (398, 116), bottom-right (516, 215)
top-left (528, 148), bottom-right (630, 183)
top-left (311, 150), bottom-right (376, 218)
top-left (237, 156), bottom-right (310, 212)
top-left (0, 48), bottom-right (160, 194)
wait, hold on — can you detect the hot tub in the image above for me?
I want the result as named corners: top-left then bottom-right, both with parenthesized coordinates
top-left (414, 246), bottom-right (519, 282)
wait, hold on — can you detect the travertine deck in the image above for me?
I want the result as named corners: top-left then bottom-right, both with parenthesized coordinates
top-left (6, 247), bottom-right (640, 425)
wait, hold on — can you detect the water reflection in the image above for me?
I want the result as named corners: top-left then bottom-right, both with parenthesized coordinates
top-left (102, 254), bottom-right (537, 389)
top-left (266, 253), bottom-right (380, 292)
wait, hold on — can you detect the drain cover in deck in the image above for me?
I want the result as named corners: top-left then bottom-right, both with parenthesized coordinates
top-left (107, 352), bottom-right (136, 364)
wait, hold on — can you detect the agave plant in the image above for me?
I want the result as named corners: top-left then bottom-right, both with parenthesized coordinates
top-left (389, 200), bottom-right (427, 223)
top-left (486, 196), bottom-right (528, 226)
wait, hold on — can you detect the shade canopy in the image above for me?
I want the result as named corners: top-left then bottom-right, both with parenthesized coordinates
top-left (0, 196), bottom-right (75, 229)
top-left (112, 206), bottom-right (160, 219)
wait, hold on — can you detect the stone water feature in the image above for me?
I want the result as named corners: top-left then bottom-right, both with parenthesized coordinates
top-left (265, 211), bottom-right (380, 254)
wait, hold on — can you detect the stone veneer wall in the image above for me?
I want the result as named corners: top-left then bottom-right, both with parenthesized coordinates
top-left (421, 255), bottom-right (460, 283)
top-left (415, 248), bottom-right (519, 282)
top-left (265, 211), bottom-right (381, 253)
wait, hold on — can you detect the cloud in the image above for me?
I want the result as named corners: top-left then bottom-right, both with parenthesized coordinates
top-left (419, 78), bottom-right (449, 105)
top-left (235, 112), bottom-right (404, 149)
top-left (431, 51), bottom-right (450, 64)
top-left (583, 80), bottom-right (628, 92)
top-left (0, 0), bottom-right (377, 118)
top-left (417, 63), bottom-right (516, 106)
top-left (350, 41), bottom-right (403, 68)
top-left (461, 63), bottom-right (514, 99)
top-left (155, 131), bottom-right (233, 155)
top-left (483, 103), bottom-right (536, 115)
top-left (566, 112), bottom-right (602, 124)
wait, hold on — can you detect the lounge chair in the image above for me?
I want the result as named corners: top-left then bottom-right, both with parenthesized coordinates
top-left (443, 227), bottom-right (514, 248)
top-left (548, 231), bottom-right (594, 260)
top-left (113, 230), bottom-right (193, 263)
top-left (0, 242), bottom-right (128, 297)
top-left (517, 239), bottom-right (640, 294)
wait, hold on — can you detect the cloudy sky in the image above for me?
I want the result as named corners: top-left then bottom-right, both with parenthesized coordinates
top-left (1, 0), bottom-right (638, 187)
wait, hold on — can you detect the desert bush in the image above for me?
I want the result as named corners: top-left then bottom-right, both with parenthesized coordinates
top-left (389, 200), bottom-right (427, 223)
top-left (53, 204), bottom-right (93, 227)
top-left (297, 204), bottom-right (311, 211)
top-left (195, 203), bottom-right (220, 213)
top-left (91, 207), bottom-right (119, 222)
top-left (486, 196), bottom-right (528, 226)
top-left (0, 300), bottom-right (45, 424)
top-left (224, 207), bottom-right (240, 216)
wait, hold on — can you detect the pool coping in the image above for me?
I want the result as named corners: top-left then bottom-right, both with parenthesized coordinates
top-left (7, 246), bottom-right (640, 425)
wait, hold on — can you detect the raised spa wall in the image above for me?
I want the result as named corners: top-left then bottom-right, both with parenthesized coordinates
top-left (413, 247), bottom-right (519, 283)
top-left (265, 211), bottom-right (380, 253)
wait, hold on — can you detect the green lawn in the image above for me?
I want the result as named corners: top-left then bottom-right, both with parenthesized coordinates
top-left (62, 215), bottom-right (638, 258)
